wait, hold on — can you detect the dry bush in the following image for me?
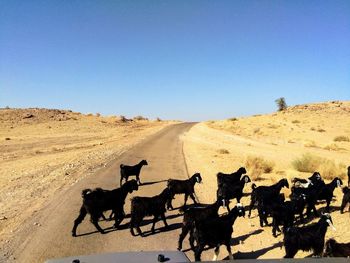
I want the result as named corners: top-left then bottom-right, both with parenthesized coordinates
top-left (292, 153), bottom-right (346, 180)
top-left (134, 115), bottom-right (148, 121)
top-left (334, 135), bottom-right (350, 142)
top-left (253, 127), bottom-right (260, 134)
top-left (310, 127), bottom-right (316, 131)
top-left (245, 155), bottom-right (275, 181)
top-left (120, 115), bottom-right (128, 122)
top-left (323, 143), bottom-right (340, 151)
top-left (217, 149), bottom-right (230, 154)
top-left (156, 117), bottom-right (162, 122)
top-left (292, 120), bottom-right (300, 124)
top-left (96, 113), bottom-right (101, 117)
top-left (228, 117), bottom-right (237, 121)
top-left (304, 140), bottom-right (317, 148)
top-left (317, 128), bottom-right (326, 132)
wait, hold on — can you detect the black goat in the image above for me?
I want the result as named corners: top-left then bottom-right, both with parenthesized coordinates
top-left (177, 198), bottom-right (227, 251)
top-left (283, 213), bottom-right (336, 258)
top-left (217, 167), bottom-right (247, 187)
top-left (257, 193), bottom-right (285, 227)
top-left (292, 172), bottom-right (321, 188)
top-left (248, 178), bottom-right (289, 218)
top-left (340, 187), bottom-right (350, 214)
top-left (166, 173), bottom-right (202, 210)
top-left (217, 175), bottom-right (251, 212)
top-left (191, 204), bottom-right (245, 261)
top-left (290, 176), bottom-right (325, 218)
top-left (270, 194), bottom-right (307, 237)
top-left (130, 188), bottom-right (172, 236)
top-left (317, 177), bottom-right (343, 212)
top-left (72, 180), bottom-right (138, 237)
top-left (323, 238), bottom-right (350, 257)
top-left (120, 159), bottom-right (148, 185)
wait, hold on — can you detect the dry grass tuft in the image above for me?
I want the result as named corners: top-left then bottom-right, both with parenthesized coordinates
top-left (317, 128), bottom-right (326, 132)
top-left (228, 117), bottom-right (237, 121)
top-left (291, 120), bottom-right (300, 124)
top-left (304, 140), bottom-right (317, 148)
top-left (217, 148), bottom-right (230, 154)
top-left (323, 143), bottom-right (341, 151)
top-left (245, 155), bottom-right (274, 181)
top-left (134, 115), bottom-right (148, 121)
top-left (334, 135), bottom-right (350, 142)
top-left (292, 153), bottom-right (346, 180)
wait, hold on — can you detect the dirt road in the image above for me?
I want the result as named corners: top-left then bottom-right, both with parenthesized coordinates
top-left (6, 123), bottom-right (197, 263)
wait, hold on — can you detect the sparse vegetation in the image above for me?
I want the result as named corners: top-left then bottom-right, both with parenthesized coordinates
top-left (156, 117), bottom-right (162, 122)
top-left (134, 115), bottom-right (148, 121)
top-left (228, 117), bottom-right (237, 121)
top-left (291, 153), bottom-right (346, 180)
top-left (317, 128), bottom-right (326, 132)
top-left (334, 135), bottom-right (349, 142)
top-left (291, 120), bottom-right (300, 124)
top-left (323, 143), bottom-right (341, 151)
top-left (217, 148), bottom-right (229, 154)
top-left (303, 140), bottom-right (317, 148)
top-left (245, 155), bottom-right (274, 180)
top-left (275, 97), bottom-right (287, 111)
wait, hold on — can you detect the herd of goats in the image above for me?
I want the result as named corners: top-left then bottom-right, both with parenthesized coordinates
top-left (71, 160), bottom-right (350, 261)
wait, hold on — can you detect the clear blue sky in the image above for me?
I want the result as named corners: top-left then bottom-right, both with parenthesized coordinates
top-left (1, 1), bottom-right (349, 121)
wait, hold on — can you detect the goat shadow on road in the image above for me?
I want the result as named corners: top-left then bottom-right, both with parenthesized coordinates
top-left (230, 229), bottom-right (264, 246)
top-left (75, 212), bottom-right (184, 237)
top-left (230, 241), bottom-right (283, 259)
top-left (140, 180), bottom-right (168, 186)
top-left (136, 222), bottom-right (183, 237)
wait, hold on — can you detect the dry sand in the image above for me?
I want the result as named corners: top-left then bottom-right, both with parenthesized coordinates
top-left (182, 101), bottom-right (350, 260)
top-left (0, 108), bottom-right (171, 252)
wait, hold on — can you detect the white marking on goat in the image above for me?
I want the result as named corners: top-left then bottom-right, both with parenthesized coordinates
top-left (196, 176), bottom-right (200, 183)
top-left (337, 180), bottom-right (341, 187)
top-left (237, 203), bottom-right (243, 208)
top-left (326, 219), bottom-right (336, 231)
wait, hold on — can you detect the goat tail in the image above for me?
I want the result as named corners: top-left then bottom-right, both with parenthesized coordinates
top-left (81, 188), bottom-right (92, 198)
top-left (252, 183), bottom-right (257, 190)
top-left (343, 187), bottom-right (350, 194)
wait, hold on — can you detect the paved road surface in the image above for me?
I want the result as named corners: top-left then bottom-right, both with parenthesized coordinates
top-left (11, 123), bottom-right (198, 262)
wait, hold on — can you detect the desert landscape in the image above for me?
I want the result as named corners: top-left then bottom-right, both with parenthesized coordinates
top-left (0, 101), bottom-right (349, 262)
top-left (0, 108), bottom-right (171, 258)
top-left (183, 100), bottom-right (350, 259)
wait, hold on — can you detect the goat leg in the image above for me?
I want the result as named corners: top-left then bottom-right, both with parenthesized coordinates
top-left (72, 205), bottom-right (87, 237)
top-left (161, 213), bottom-right (168, 228)
top-left (151, 215), bottom-right (158, 233)
top-left (194, 245), bottom-right (204, 262)
top-left (184, 194), bottom-right (189, 206)
top-left (213, 246), bottom-right (220, 261)
top-left (190, 193), bottom-right (197, 204)
top-left (91, 215), bottom-right (105, 234)
top-left (225, 242), bottom-right (233, 260)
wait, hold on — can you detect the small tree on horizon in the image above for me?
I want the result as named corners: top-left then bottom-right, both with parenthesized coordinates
top-left (275, 97), bottom-right (287, 111)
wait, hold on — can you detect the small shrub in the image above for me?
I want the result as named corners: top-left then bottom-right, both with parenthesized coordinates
top-left (291, 153), bottom-right (346, 180)
top-left (217, 149), bottom-right (229, 154)
top-left (334, 135), bottom-right (350, 142)
top-left (134, 115), bottom-right (148, 121)
top-left (292, 120), bottom-right (300, 124)
top-left (304, 140), bottom-right (317, 148)
top-left (156, 117), bottom-right (162, 122)
top-left (275, 97), bottom-right (287, 111)
top-left (228, 117), bottom-right (237, 121)
top-left (323, 143), bottom-right (340, 151)
top-left (245, 155), bottom-right (274, 181)
top-left (119, 115), bottom-right (128, 122)
top-left (317, 128), bottom-right (326, 133)
top-left (96, 113), bottom-right (101, 117)
top-left (310, 127), bottom-right (316, 131)
top-left (87, 113), bottom-right (93, 117)
top-left (253, 128), bottom-right (260, 134)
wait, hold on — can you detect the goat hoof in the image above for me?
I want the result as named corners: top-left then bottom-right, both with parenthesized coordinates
top-left (72, 233), bottom-right (77, 237)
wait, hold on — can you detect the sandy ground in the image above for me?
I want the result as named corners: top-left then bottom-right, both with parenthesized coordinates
top-left (0, 108), bottom-right (171, 253)
top-left (182, 101), bottom-right (350, 260)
